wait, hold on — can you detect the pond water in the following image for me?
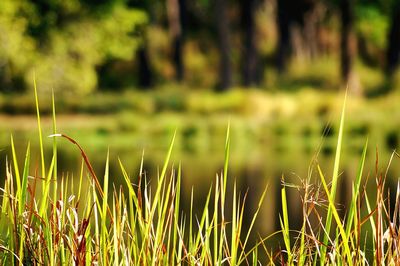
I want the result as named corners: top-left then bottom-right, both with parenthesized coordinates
top-left (1, 114), bottom-right (400, 249)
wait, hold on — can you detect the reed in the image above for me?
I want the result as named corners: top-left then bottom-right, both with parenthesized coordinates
top-left (1, 90), bottom-right (400, 265)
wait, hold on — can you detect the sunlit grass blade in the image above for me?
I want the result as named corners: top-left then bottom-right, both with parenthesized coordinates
top-left (11, 138), bottom-right (29, 265)
top-left (213, 173), bottom-right (220, 265)
top-left (298, 219), bottom-right (306, 266)
top-left (233, 188), bottom-right (247, 266)
top-left (194, 186), bottom-right (212, 248)
top-left (39, 155), bottom-right (55, 217)
top-left (153, 169), bottom-right (175, 264)
top-left (188, 188), bottom-right (194, 261)
top-left (118, 158), bottom-right (145, 232)
top-left (92, 177), bottom-right (100, 263)
top-left (237, 185), bottom-right (268, 265)
top-left (19, 143), bottom-right (30, 215)
top-left (101, 149), bottom-right (110, 265)
top-left (364, 192), bottom-right (376, 246)
top-left (148, 131), bottom-right (175, 222)
top-left (172, 164), bottom-right (181, 265)
top-left (318, 165), bottom-right (352, 264)
top-left (320, 91), bottom-right (347, 264)
top-left (223, 122), bottom-right (230, 201)
top-left (230, 181), bottom-right (238, 265)
top-left (252, 248), bottom-right (258, 266)
top-left (10, 136), bottom-right (21, 205)
top-left (223, 124), bottom-right (231, 195)
top-left (47, 89), bottom-right (58, 266)
top-left (217, 124), bottom-right (231, 265)
top-left (34, 74), bottom-right (46, 181)
top-left (346, 139), bottom-right (368, 236)
top-left (280, 177), bottom-right (292, 265)
top-left (112, 196), bottom-right (119, 264)
top-left (51, 89), bottom-right (58, 207)
top-left (199, 208), bottom-right (211, 264)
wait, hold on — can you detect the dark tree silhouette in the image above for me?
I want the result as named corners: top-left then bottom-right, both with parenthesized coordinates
top-left (136, 46), bottom-right (153, 88)
top-left (215, 0), bottom-right (232, 91)
top-left (276, 0), bottom-right (291, 73)
top-left (387, 2), bottom-right (400, 75)
top-left (340, 0), bottom-right (360, 94)
top-left (167, 0), bottom-right (186, 82)
top-left (128, 0), bottom-right (155, 89)
top-left (276, 0), bottom-right (322, 72)
top-left (240, 0), bottom-right (259, 87)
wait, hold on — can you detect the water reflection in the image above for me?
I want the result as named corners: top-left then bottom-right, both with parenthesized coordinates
top-left (2, 129), bottom-right (400, 244)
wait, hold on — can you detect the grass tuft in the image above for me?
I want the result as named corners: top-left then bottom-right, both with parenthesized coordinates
top-left (2, 89), bottom-right (400, 265)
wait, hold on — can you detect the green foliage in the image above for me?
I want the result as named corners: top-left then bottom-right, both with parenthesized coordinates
top-left (1, 0), bottom-right (400, 93)
top-left (356, 4), bottom-right (389, 50)
top-left (0, 0), bottom-right (147, 94)
top-left (0, 1), bottom-right (36, 91)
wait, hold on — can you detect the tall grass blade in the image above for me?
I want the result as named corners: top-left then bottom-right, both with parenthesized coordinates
top-left (10, 136), bottom-right (21, 204)
top-left (101, 150), bottom-right (110, 265)
top-left (346, 139), bottom-right (368, 236)
top-left (237, 185), bottom-right (267, 265)
top-left (39, 155), bottom-right (55, 217)
top-left (280, 178), bottom-right (292, 264)
top-left (172, 164), bottom-right (181, 265)
top-left (112, 196), bottom-right (119, 264)
top-left (217, 124), bottom-right (230, 265)
top-left (298, 220), bottom-right (306, 266)
top-left (320, 92), bottom-right (347, 264)
top-left (194, 186), bottom-right (212, 248)
top-left (223, 122), bottom-right (230, 202)
top-left (19, 143), bottom-right (30, 216)
top-left (149, 131), bottom-right (175, 221)
top-left (318, 165), bottom-right (352, 264)
top-left (119, 158), bottom-right (144, 232)
top-left (34, 75), bottom-right (46, 180)
top-left (230, 181), bottom-right (238, 265)
top-left (213, 174), bottom-right (220, 265)
top-left (189, 188), bottom-right (194, 261)
top-left (51, 90), bottom-right (58, 206)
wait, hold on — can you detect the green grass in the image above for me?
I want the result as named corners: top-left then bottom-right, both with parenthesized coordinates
top-left (1, 90), bottom-right (400, 265)
top-left (0, 90), bottom-right (270, 265)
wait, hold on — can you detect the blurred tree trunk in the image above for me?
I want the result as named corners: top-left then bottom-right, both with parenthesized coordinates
top-left (136, 45), bottom-right (152, 88)
top-left (241, 0), bottom-right (259, 87)
top-left (215, 0), bottom-right (232, 91)
top-left (303, 7), bottom-right (319, 60)
top-left (0, 64), bottom-right (25, 93)
top-left (276, 0), bottom-right (291, 73)
top-left (128, 0), bottom-right (154, 89)
top-left (167, 0), bottom-right (185, 82)
top-left (387, 2), bottom-right (400, 76)
top-left (299, 2), bottom-right (324, 61)
top-left (340, 0), bottom-right (361, 94)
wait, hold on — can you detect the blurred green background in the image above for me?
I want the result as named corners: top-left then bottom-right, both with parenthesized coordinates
top-left (2, 0), bottom-right (400, 234)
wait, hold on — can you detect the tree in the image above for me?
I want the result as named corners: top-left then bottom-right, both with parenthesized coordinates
top-left (215, 0), bottom-right (232, 91)
top-left (167, 0), bottom-right (186, 82)
top-left (276, 0), bottom-right (291, 73)
top-left (340, 0), bottom-right (361, 94)
top-left (136, 42), bottom-right (153, 89)
top-left (0, 0), bottom-right (147, 94)
top-left (0, 0), bottom-right (35, 92)
top-left (129, 0), bottom-right (155, 89)
top-left (386, 2), bottom-right (400, 75)
top-left (240, 0), bottom-right (259, 87)
top-left (276, 0), bottom-right (323, 72)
